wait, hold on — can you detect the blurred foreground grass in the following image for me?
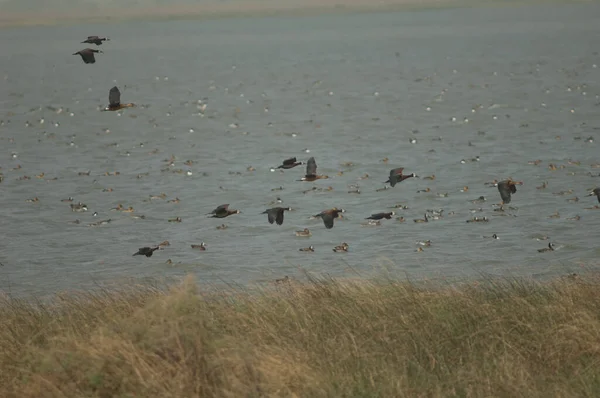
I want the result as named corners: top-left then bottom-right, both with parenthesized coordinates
top-left (1, 272), bottom-right (600, 397)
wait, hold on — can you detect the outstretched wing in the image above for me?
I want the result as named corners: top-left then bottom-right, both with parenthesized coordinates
top-left (87, 36), bottom-right (99, 40)
top-left (322, 214), bottom-right (335, 229)
top-left (306, 157), bottom-right (317, 176)
top-left (389, 168), bottom-right (404, 177)
top-left (275, 209), bottom-right (285, 225)
top-left (282, 157), bottom-right (297, 166)
top-left (497, 181), bottom-right (512, 203)
top-left (266, 210), bottom-right (275, 224)
top-left (109, 86), bottom-right (121, 107)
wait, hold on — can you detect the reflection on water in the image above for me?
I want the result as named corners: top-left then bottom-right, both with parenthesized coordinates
top-left (0, 4), bottom-right (599, 296)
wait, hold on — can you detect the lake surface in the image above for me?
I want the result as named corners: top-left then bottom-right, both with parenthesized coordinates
top-left (1, 3), bottom-right (599, 297)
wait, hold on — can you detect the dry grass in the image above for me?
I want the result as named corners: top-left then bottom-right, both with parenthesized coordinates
top-left (2, 273), bottom-right (600, 397)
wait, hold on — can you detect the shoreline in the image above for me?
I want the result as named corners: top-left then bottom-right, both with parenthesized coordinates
top-left (0, 0), bottom-right (589, 29)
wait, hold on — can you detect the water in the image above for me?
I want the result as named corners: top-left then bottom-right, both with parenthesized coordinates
top-left (1, 4), bottom-right (599, 297)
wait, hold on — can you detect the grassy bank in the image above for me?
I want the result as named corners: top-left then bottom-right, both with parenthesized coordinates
top-left (1, 273), bottom-right (600, 397)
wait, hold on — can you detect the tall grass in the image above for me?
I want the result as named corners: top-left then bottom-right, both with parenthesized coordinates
top-left (1, 273), bottom-right (600, 397)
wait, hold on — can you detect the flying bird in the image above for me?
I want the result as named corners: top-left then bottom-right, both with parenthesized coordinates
top-left (262, 207), bottom-right (291, 225)
top-left (103, 86), bottom-right (135, 111)
top-left (276, 157), bottom-right (303, 170)
top-left (587, 187), bottom-right (600, 203)
top-left (81, 36), bottom-right (110, 45)
top-left (299, 157), bottom-right (329, 181)
top-left (313, 208), bottom-right (345, 229)
top-left (207, 204), bottom-right (240, 218)
top-left (73, 48), bottom-right (102, 64)
top-left (385, 168), bottom-right (416, 187)
top-left (365, 212), bottom-right (395, 220)
top-left (133, 246), bottom-right (160, 257)
top-left (497, 179), bottom-right (523, 204)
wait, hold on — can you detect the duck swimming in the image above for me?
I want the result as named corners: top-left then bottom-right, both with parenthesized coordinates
top-left (333, 242), bottom-right (349, 252)
top-left (262, 207), bottom-right (291, 225)
top-left (299, 246), bottom-right (314, 252)
top-left (295, 228), bottom-right (312, 237)
top-left (385, 167), bottom-right (416, 187)
top-left (103, 86), bottom-right (135, 112)
top-left (191, 242), bottom-right (207, 251)
top-left (73, 48), bottom-right (102, 64)
top-left (299, 157), bottom-right (329, 181)
top-left (538, 242), bottom-right (555, 253)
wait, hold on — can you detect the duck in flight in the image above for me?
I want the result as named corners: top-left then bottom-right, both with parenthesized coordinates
top-left (313, 207), bottom-right (345, 229)
top-left (73, 48), bottom-right (103, 64)
top-left (262, 207), bottom-right (292, 225)
top-left (133, 246), bottom-right (160, 257)
top-left (207, 204), bottom-right (240, 218)
top-left (299, 157), bottom-right (329, 181)
top-left (275, 157), bottom-right (303, 170)
top-left (82, 36), bottom-right (110, 46)
top-left (497, 178), bottom-right (523, 205)
top-left (385, 168), bottom-right (416, 187)
top-left (103, 86), bottom-right (135, 111)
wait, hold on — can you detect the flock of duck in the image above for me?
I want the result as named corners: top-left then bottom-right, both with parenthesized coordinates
top-left (3, 34), bottom-right (599, 269)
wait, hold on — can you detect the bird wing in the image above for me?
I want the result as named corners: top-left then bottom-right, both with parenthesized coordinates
top-left (497, 181), bottom-right (512, 203)
top-left (266, 210), bottom-right (275, 224)
top-left (390, 168), bottom-right (404, 177)
top-left (306, 157), bottom-right (317, 176)
top-left (275, 209), bottom-right (285, 225)
top-left (109, 86), bottom-right (121, 107)
top-left (88, 36), bottom-right (99, 40)
top-left (322, 214), bottom-right (335, 229)
top-left (282, 157), bottom-right (297, 166)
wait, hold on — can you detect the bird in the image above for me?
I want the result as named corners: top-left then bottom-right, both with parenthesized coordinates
top-left (103, 86), bottom-right (135, 111)
top-left (262, 207), bottom-right (292, 225)
top-left (365, 211), bottom-right (395, 220)
top-left (81, 36), bottom-right (110, 45)
top-left (313, 208), bottom-right (345, 229)
top-left (207, 204), bottom-right (240, 218)
top-left (191, 242), bottom-right (207, 251)
top-left (538, 242), bottom-right (555, 253)
top-left (295, 228), bottom-right (312, 237)
top-left (587, 188), bottom-right (600, 203)
top-left (73, 48), bottom-right (102, 64)
top-left (497, 179), bottom-right (523, 204)
top-left (384, 168), bottom-right (416, 187)
top-left (333, 242), bottom-right (349, 252)
top-left (133, 246), bottom-right (159, 257)
top-left (299, 157), bottom-right (329, 181)
top-left (276, 157), bottom-right (303, 170)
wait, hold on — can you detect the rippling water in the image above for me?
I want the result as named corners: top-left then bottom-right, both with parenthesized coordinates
top-left (1, 3), bottom-right (599, 296)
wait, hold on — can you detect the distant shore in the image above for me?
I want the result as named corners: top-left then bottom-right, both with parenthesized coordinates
top-left (0, 0), bottom-right (590, 29)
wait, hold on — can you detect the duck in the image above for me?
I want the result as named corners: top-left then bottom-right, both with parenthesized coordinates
top-left (415, 240), bottom-right (432, 247)
top-left (191, 242), bottom-right (207, 251)
top-left (70, 202), bottom-right (88, 212)
top-left (133, 246), bottom-right (160, 257)
top-left (81, 36), bottom-right (109, 45)
top-left (497, 178), bottom-right (523, 205)
top-left (313, 208), bottom-right (345, 229)
top-left (299, 157), bottom-right (329, 181)
top-left (483, 234), bottom-right (499, 239)
top-left (384, 167), bottom-right (416, 187)
top-left (413, 213), bottom-right (428, 223)
top-left (299, 246), bottom-right (314, 252)
top-left (216, 224), bottom-right (228, 230)
top-left (103, 86), bottom-right (135, 112)
top-left (207, 204), bottom-right (240, 218)
top-left (275, 157), bottom-right (303, 170)
top-left (466, 216), bottom-right (489, 223)
top-left (295, 228), bottom-right (312, 237)
top-left (73, 48), bottom-right (102, 64)
top-left (168, 217), bottom-right (182, 223)
top-left (333, 242), bottom-right (349, 252)
top-left (262, 207), bottom-right (292, 225)
top-left (365, 212), bottom-right (395, 220)
top-left (538, 242), bottom-right (555, 253)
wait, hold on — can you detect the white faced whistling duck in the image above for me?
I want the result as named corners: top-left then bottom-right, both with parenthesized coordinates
top-left (497, 179), bottom-right (523, 204)
top-left (299, 157), bottom-right (329, 181)
top-left (276, 157), bottom-right (303, 170)
top-left (588, 188), bottom-right (600, 203)
top-left (538, 242), bottom-right (555, 253)
top-left (262, 207), bottom-right (292, 225)
top-left (208, 204), bottom-right (240, 218)
top-left (73, 48), bottom-right (102, 64)
top-left (81, 36), bottom-right (110, 46)
top-left (133, 246), bottom-right (160, 257)
top-left (365, 211), bottom-right (395, 220)
top-left (313, 208), bottom-right (345, 229)
top-left (385, 167), bottom-right (416, 187)
top-left (104, 86), bottom-right (135, 111)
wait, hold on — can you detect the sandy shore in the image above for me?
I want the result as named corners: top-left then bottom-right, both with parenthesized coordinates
top-left (0, 0), bottom-right (575, 29)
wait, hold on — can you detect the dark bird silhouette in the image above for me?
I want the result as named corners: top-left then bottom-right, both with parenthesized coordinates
top-left (262, 207), bottom-right (292, 225)
top-left (82, 36), bottom-right (110, 45)
top-left (365, 211), bottom-right (395, 220)
top-left (313, 208), bottom-right (345, 229)
top-left (207, 204), bottom-right (240, 218)
top-left (497, 179), bottom-right (523, 204)
top-left (587, 187), bottom-right (600, 203)
top-left (385, 168), bottom-right (416, 187)
top-left (299, 157), bottom-right (329, 181)
top-left (276, 157), bottom-right (303, 170)
top-left (73, 48), bottom-right (102, 64)
top-left (133, 246), bottom-right (159, 257)
top-left (103, 86), bottom-right (135, 111)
